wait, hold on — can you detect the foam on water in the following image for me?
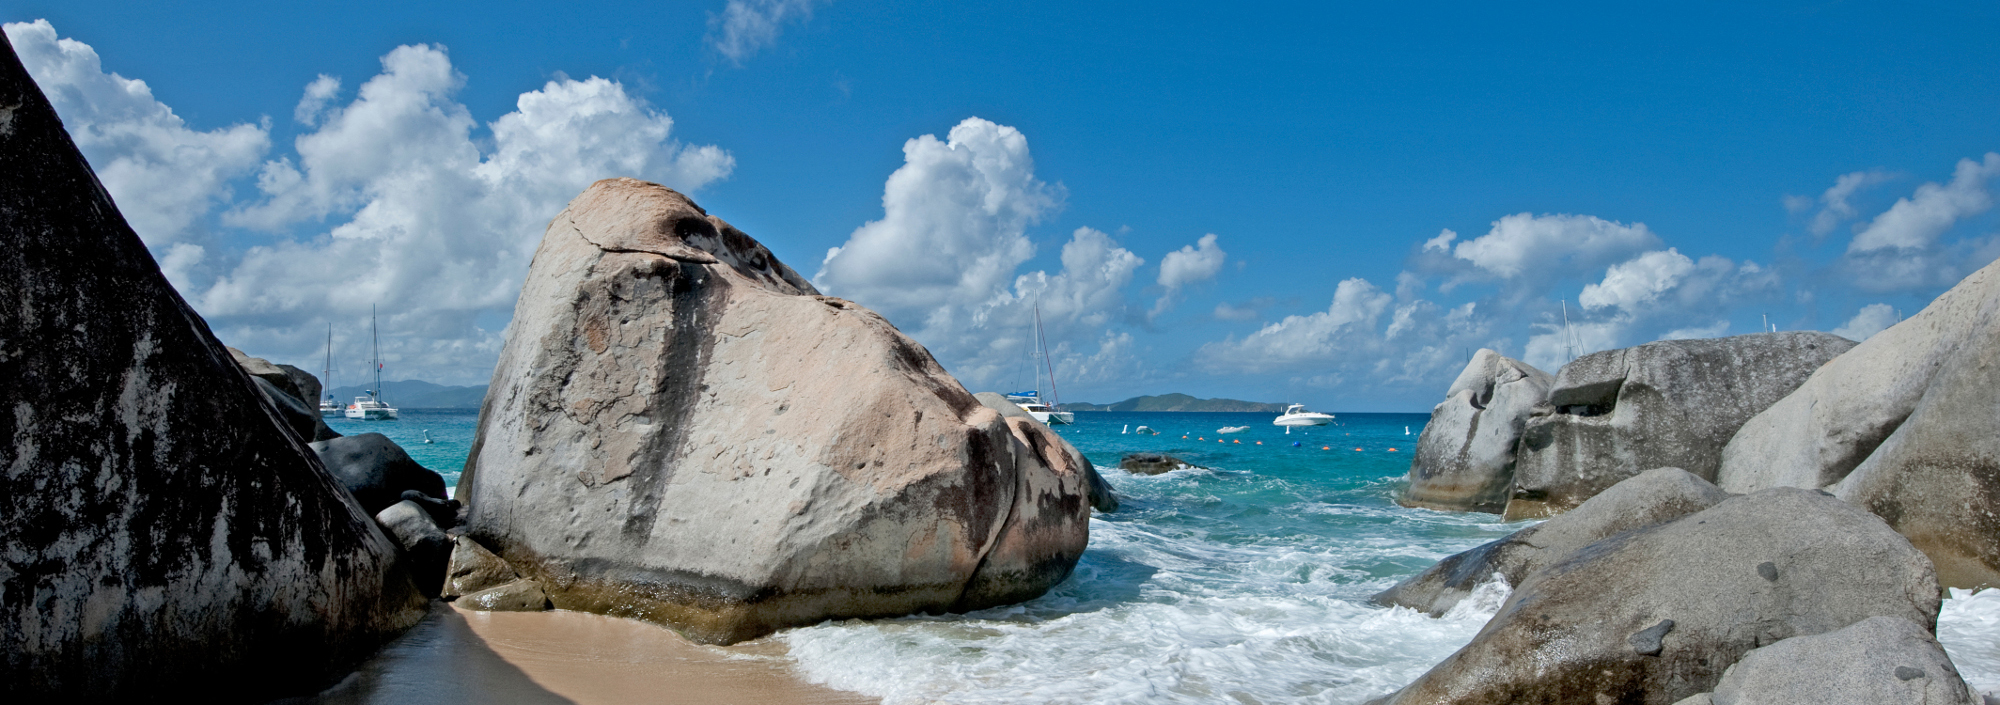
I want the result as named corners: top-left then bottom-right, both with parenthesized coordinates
top-left (1939, 588), bottom-right (2000, 697)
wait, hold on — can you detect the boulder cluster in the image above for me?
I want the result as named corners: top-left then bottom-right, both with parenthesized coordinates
top-left (1384, 258), bottom-right (2000, 702)
top-left (1, 31), bottom-right (1098, 700)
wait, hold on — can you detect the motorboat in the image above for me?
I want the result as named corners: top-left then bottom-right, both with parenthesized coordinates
top-left (1217, 426), bottom-right (1250, 434)
top-left (1006, 391), bottom-right (1074, 426)
top-left (1272, 403), bottom-right (1334, 433)
top-left (345, 306), bottom-right (398, 420)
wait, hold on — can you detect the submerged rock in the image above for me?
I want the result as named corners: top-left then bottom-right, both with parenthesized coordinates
top-left (1377, 488), bottom-right (1938, 705)
top-left (1118, 452), bottom-right (1202, 475)
top-left (1717, 259), bottom-right (2000, 589)
top-left (459, 179), bottom-right (1090, 644)
top-left (310, 433), bottom-right (449, 515)
top-left (975, 391), bottom-right (1117, 512)
top-left (1673, 616), bottom-right (1977, 705)
top-left (1401, 349), bottom-right (1553, 514)
top-left (1374, 467), bottom-right (1729, 616)
top-left (0, 35), bottom-right (424, 702)
top-left (1505, 332), bottom-right (1854, 520)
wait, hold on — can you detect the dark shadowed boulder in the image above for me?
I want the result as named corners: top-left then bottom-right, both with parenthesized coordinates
top-left (1378, 488), bottom-right (1938, 705)
top-left (1375, 467), bottom-right (1729, 616)
top-left (976, 391), bottom-right (1117, 512)
top-left (1505, 332), bottom-right (1854, 520)
top-left (1716, 259), bottom-right (2000, 590)
top-left (1671, 616), bottom-right (1977, 705)
top-left (1401, 350), bottom-right (1553, 514)
top-left (458, 179), bottom-right (1090, 644)
top-left (1119, 452), bottom-right (1203, 475)
top-left (310, 433), bottom-right (448, 515)
top-left (375, 500), bottom-right (451, 598)
top-left (234, 348), bottom-right (339, 442)
top-left (0, 34), bottom-right (424, 703)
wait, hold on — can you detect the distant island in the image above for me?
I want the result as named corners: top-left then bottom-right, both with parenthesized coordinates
top-left (1056, 393), bottom-right (1289, 413)
top-left (326, 380), bottom-right (488, 409)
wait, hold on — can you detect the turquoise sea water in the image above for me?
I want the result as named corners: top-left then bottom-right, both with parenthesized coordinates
top-left (322, 408), bottom-right (2000, 703)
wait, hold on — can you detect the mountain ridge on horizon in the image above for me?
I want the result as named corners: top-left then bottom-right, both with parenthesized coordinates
top-left (324, 379), bottom-right (487, 409)
top-left (1056, 393), bottom-right (1289, 413)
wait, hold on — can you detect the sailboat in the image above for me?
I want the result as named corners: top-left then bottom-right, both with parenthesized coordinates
top-left (1006, 301), bottom-right (1074, 425)
top-left (345, 306), bottom-right (398, 420)
top-left (317, 323), bottom-right (342, 417)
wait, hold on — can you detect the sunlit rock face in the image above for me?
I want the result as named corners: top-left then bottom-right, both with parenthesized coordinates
top-left (1720, 257), bottom-right (2000, 589)
top-left (1505, 332), bottom-right (1854, 520)
top-left (0, 34), bottom-right (426, 703)
top-left (459, 178), bottom-right (1090, 645)
top-left (1401, 349), bottom-right (1552, 514)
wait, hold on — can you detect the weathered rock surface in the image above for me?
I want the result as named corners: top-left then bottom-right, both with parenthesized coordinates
top-left (1119, 452), bottom-right (1203, 475)
top-left (458, 179), bottom-right (1091, 644)
top-left (1374, 467), bottom-right (1729, 616)
top-left (1505, 332), bottom-right (1854, 520)
top-left (310, 433), bottom-right (449, 515)
top-left (1378, 488), bottom-right (1939, 705)
top-left (375, 500), bottom-right (452, 597)
top-left (1716, 260), bottom-right (2000, 589)
top-left (975, 391), bottom-right (1117, 512)
top-left (1673, 616), bottom-right (1977, 705)
top-left (234, 348), bottom-right (339, 441)
top-left (460, 579), bottom-right (552, 612)
top-left (0, 35), bottom-right (424, 702)
top-left (1401, 350), bottom-right (1553, 513)
top-left (443, 536), bottom-right (521, 599)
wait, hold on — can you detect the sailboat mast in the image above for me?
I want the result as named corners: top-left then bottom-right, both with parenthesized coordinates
top-left (322, 323), bottom-right (332, 402)
top-left (1035, 301), bottom-right (1059, 408)
top-left (371, 305), bottom-right (381, 404)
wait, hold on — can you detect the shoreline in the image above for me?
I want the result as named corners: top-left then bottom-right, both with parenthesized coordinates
top-left (299, 604), bottom-right (877, 705)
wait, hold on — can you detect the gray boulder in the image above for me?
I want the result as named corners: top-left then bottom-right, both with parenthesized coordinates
top-left (233, 348), bottom-right (339, 441)
top-left (375, 500), bottom-right (452, 597)
top-left (458, 179), bottom-right (1091, 644)
top-left (1119, 452), bottom-right (1203, 475)
top-left (1506, 332), bottom-right (1855, 520)
top-left (1374, 467), bottom-right (1729, 616)
top-left (443, 536), bottom-right (521, 599)
top-left (1674, 616), bottom-right (1977, 705)
top-left (1716, 260), bottom-right (2000, 589)
top-left (1401, 349), bottom-right (1553, 513)
top-left (0, 36), bottom-right (424, 702)
top-left (311, 433), bottom-right (449, 515)
top-left (459, 579), bottom-right (552, 612)
top-left (1378, 488), bottom-right (1939, 705)
top-left (976, 391), bottom-right (1117, 512)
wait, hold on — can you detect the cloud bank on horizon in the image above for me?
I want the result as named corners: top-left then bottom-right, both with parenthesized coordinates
top-left (9, 17), bottom-right (1999, 408)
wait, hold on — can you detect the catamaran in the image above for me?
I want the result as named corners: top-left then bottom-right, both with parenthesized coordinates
top-left (346, 306), bottom-right (398, 420)
top-left (1008, 301), bottom-right (1074, 425)
top-left (317, 323), bottom-right (341, 417)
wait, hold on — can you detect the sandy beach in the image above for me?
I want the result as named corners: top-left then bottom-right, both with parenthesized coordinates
top-left (300, 604), bottom-right (877, 705)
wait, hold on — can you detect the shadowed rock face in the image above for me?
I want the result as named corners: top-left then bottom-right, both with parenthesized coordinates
top-left (974, 391), bottom-right (1117, 512)
top-left (1717, 259), bottom-right (2000, 589)
top-left (0, 34), bottom-right (426, 703)
top-left (1505, 332), bottom-right (1854, 520)
top-left (1375, 467), bottom-right (1728, 616)
top-left (1401, 350), bottom-right (1552, 514)
top-left (1378, 489), bottom-right (1938, 705)
top-left (1675, 616), bottom-right (1977, 705)
top-left (459, 179), bottom-right (1090, 644)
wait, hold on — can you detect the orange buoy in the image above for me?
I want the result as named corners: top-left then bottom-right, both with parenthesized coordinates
top-left (1387, 448), bottom-right (1398, 452)
top-left (1321, 446), bottom-right (1330, 450)
top-left (1255, 441), bottom-right (1262, 445)
top-left (1354, 447), bottom-right (1363, 451)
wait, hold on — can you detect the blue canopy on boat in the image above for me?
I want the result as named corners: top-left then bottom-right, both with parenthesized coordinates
top-left (1007, 390), bottom-right (1039, 398)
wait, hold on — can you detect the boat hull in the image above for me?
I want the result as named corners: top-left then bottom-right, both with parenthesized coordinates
top-left (345, 408), bottom-right (398, 420)
top-left (1273, 416), bottom-right (1334, 427)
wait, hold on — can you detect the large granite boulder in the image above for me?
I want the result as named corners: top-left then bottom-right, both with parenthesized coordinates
top-left (1716, 260), bottom-right (2000, 589)
top-left (1374, 467), bottom-right (1729, 616)
top-left (1672, 616), bottom-right (1977, 705)
top-left (974, 391), bottom-right (1117, 512)
top-left (233, 348), bottom-right (339, 441)
top-left (1400, 349), bottom-right (1553, 513)
top-left (1505, 332), bottom-right (1855, 520)
top-left (1376, 488), bottom-right (1939, 705)
top-left (310, 433), bottom-right (449, 515)
top-left (375, 500), bottom-right (452, 597)
top-left (458, 179), bottom-right (1091, 644)
top-left (0, 35), bottom-right (425, 702)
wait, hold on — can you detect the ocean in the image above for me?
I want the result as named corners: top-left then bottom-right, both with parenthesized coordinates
top-left (326, 408), bottom-right (2000, 704)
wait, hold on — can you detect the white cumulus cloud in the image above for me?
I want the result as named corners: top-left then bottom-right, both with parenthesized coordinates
top-left (1798, 169), bottom-right (1893, 237)
top-left (5, 19), bottom-right (269, 248)
top-left (1832, 303), bottom-right (1899, 341)
top-left (1849, 154), bottom-right (1999, 253)
top-left (1151, 233), bottom-right (1226, 317)
top-left (1449, 212), bottom-right (1660, 281)
top-left (1579, 248), bottom-right (1696, 311)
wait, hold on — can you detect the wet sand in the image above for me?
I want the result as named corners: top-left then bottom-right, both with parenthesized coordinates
top-left (300, 604), bottom-right (877, 705)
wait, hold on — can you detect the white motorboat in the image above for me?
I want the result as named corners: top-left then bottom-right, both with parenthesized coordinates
top-left (1272, 403), bottom-right (1334, 432)
top-left (345, 306), bottom-right (398, 420)
top-left (1217, 426), bottom-right (1250, 434)
top-left (1006, 391), bottom-right (1075, 426)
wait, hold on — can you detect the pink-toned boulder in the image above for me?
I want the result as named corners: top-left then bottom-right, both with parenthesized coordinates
top-left (458, 179), bottom-right (1090, 644)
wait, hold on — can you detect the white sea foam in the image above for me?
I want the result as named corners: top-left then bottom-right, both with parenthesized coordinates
top-left (781, 508), bottom-right (1502, 704)
top-left (1939, 587), bottom-right (2000, 697)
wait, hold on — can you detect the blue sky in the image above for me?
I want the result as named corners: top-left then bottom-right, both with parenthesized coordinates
top-left (9, 1), bottom-right (1999, 410)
